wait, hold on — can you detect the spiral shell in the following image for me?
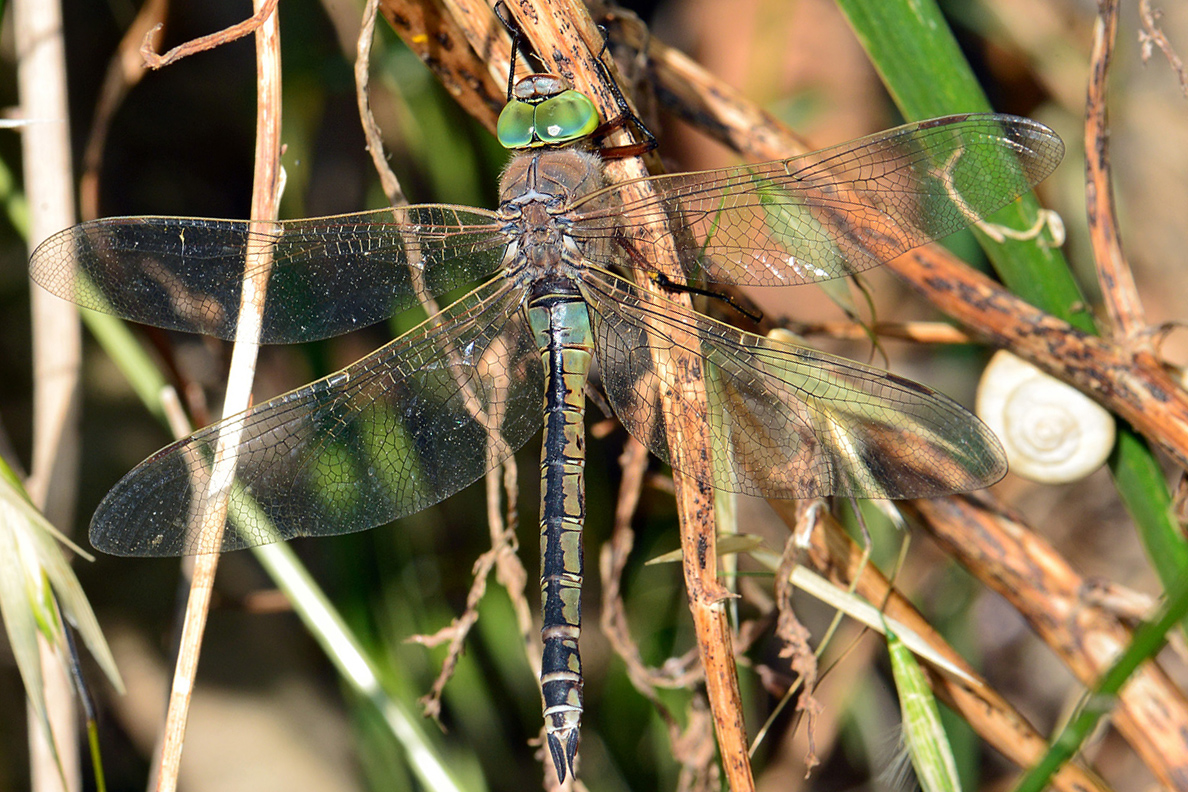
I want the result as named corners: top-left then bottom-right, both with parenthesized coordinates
top-left (976, 351), bottom-right (1115, 484)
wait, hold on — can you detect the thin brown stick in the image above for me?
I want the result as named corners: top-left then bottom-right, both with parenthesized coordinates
top-left (1086, 0), bottom-right (1146, 341)
top-left (490, 458), bottom-right (538, 674)
top-left (153, 2), bottom-right (283, 790)
top-left (599, 439), bottom-right (716, 787)
top-left (355, 0), bottom-right (406, 206)
top-left (1139, 0), bottom-right (1188, 97)
top-left (17, 0), bottom-right (83, 786)
top-left (906, 494), bottom-right (1188, 789)
top-left (140, 0), bottom-right (280, 69)
top-left (772, 534), bottom-right (821, 774)
top-left (79, 0), bottom-right (167, 221)
top-left (600, 438), bottom-right (703, 693)
top-left (782, 320), bottom-right (972, 345)
top-left (767, 500), bottom-right (1111, 792)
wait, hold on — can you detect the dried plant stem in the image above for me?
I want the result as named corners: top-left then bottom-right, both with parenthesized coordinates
top-left (17, 0), bottom-right (82, 787)
top-left (378, 0), bottom-right (505, 129)
top-left (140, 0), bottom-right (280, 68)
top-left (908, 495), bottom-right (1188, 788)
top-left (79, 0), bottom-right (167, 222)
top-left (1086, 0), bottom-right (1146, 341)
top-left (153, 2), bottom-right (282, 790)
top-left (1139, 0), bottom-right (1188, 96)
top-left (356, 0), bottom-right (407, 206)
top-left (772, 499), bottom-right (1109, 792)
top-left (785, 320), bottom-right (972, 345)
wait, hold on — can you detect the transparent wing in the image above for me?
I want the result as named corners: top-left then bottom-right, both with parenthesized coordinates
top-left (90, 276), bottom-right (541, 556)
top-left (29, 206), bottom-right (507, 343)
top-left (583, 272), bottom-right (1005, 499)
top-left (569, 114), bottom-right (1064, 286)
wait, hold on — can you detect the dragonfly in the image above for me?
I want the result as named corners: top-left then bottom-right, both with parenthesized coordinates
top-left (30, 66), bottom-right (1062, 780)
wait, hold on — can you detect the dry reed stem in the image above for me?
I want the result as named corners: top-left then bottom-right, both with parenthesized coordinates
top-left (770, 499), bottom-right (1109, 792)
top-left (907, 495), bottom-right (1188, 789)
top-left (599, 436), bottom-right (713, 788)
top-left (1086, 0), bottom-right (1146, 342)
top-left (140, 0), bottom-right (279, 69)
top-left (784, 320), bottom-right (973, 345)
top-left (600, 437), bottom-right (703, 695)
top-left (152, 2), bottom-right (283, 790)
top-left (17, 0), bottom-right (83, 786)
top-left (356, 0), bottom-right (407, 206)
top-left (78, 0), bottom-right (166, 222)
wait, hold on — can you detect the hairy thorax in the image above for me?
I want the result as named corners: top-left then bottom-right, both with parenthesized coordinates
top-left (497, 148), bottom-right (607, 278)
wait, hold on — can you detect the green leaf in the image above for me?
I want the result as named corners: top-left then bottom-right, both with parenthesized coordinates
top-left (0, 457), bottom-right (124, 774)
top-left (884, 618), bottom-right (961, 792)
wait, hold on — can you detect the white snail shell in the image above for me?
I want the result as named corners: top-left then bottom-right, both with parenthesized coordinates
top-left (976, 351), bottom-right (1115, 484)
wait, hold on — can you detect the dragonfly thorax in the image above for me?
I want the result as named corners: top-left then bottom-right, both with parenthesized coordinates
top-left (498, 149), bottom-right (608, 276)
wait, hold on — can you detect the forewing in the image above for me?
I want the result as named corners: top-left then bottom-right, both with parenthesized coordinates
top-left (90, 276), bottom-right (541, 555)
top-left (569, 114), bottom-right (1063, 286)
top-left (29, 206), bottom-right (507, 343)
top-left (584, 272), bottom-right (1005, 499)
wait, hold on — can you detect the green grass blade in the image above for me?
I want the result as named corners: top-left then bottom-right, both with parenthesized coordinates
top-left (884, 618), bottom-right (961, 792)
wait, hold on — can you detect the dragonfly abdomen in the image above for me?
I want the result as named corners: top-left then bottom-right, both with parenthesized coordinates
top-left (527, 279), bottom-right (594, 782)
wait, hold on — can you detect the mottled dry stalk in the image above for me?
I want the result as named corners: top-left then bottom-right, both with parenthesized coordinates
top-left (377, 0), bottom-right (505, 130)
top-left (769, 499), bottom-right (1109, 792)
top-left (154, 3), bottom-right (282, 790)
top-left (1086, 0), bottom-right (1146, 341)
top-left (906, 495), bottom-right (1188, 789)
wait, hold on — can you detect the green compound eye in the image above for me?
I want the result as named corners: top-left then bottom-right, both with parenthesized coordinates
top-left (497, 99), bottom-right (538, 149)
top-left (534, 90), bottom-right (599, 144)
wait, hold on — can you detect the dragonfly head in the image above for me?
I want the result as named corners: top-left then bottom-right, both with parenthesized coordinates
top-left (497, 74), bottom-right (600, 150)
